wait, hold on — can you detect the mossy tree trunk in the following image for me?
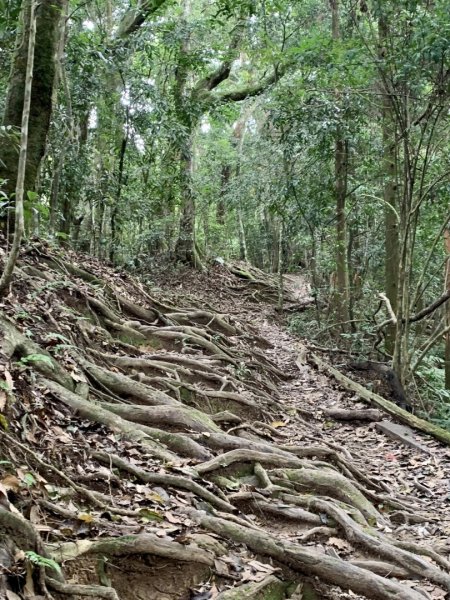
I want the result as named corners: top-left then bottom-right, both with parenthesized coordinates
top-left (175, 131), bottom-right (199, 265)
top-left (0, 0), bottom-right (66, 229)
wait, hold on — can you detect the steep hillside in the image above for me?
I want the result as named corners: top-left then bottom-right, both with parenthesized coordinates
top-left (0, 242), bottom-right (449, 600)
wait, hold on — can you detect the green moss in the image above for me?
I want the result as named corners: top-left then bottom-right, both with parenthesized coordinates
top-left (217, 577), bottom-right (299, 599)
top-left (180, 386), bottom-right (194, 403)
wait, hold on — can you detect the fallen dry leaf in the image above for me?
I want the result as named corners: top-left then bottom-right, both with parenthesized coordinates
top-left (1, 474), bottom-right (21, 492)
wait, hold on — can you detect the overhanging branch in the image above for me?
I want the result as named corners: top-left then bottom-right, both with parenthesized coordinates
top-left (377, 288), bottom-right (450, 334)
top-left (213, 65), bottom-right (287, 103)
top-left (192, 21), bottom-right (245, 97)
top-left (117, 0), bottom-right (167, 38)
top-left (409, 288), bottom-right (450, 323)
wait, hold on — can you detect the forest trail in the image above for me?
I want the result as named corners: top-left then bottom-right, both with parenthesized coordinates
top-left (0, 244), bottom-right (449, 600)
top-left (164, 264), bottom-right (450, 569)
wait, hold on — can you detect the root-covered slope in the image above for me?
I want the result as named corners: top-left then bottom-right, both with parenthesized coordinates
top-left (0, 243), bottom-right (449, 600)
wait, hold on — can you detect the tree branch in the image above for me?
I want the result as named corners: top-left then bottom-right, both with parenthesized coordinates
top-left (192, 21), bottom-right (245, 97)
top-left (214, 65), bottom-right (287, 103)
top-left (377, 288), bottom-right (450, 333)
top-left (378, 292), bottom-right (397, 324)
top-left (117, 0), bottom-right (167, 38)
top-left (409, 288), bottom-right (450, 323)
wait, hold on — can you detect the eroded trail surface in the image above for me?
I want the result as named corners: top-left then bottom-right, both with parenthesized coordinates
top-left (0, 246), bottom-right (449, 600)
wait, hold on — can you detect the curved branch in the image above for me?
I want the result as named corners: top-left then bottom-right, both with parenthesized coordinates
top-left (214, 66), bottom-right (287, 103)
top-left (409, 288), bottom-right (450, 323)
top-left (117, 0), bottom-right (167, 38)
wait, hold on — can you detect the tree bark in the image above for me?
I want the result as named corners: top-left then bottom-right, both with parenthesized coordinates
top-left (330, 0), bottom-right (350, 329)
top-left (444, 228), bottom-right (450, 390)
top-left (379, 14), bottom-right (399, 356)
top-left (0, 0), bottom-right (37, 294)
top-left (0, 0), bottom-right (66, 229)
top-left (175, 135), bottom-right (199, 265)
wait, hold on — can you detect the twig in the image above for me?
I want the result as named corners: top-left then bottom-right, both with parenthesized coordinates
top-left (378, 293), bottom-right (397, 324)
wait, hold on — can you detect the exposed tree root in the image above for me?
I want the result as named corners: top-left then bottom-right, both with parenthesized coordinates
top-left (272, 467), bottom-right (382, 522)
top-left (215, 575), bottom-right (293, 599)
top-left (46, 377), bottom-right (213, 460)
top-left (323, 407), bottom-right (384, 421)
top-left (93, 451), bottom-right (235, 513)
top-left (47, 578), bottom-right (120, 600)
top-left (101, 401), bottom-right (222, 433)
top-left (82, 362), bottom-right (180, 406)
top-left (223, 261), bottom-right (314, 309)
top-left (194, 449), bottom-right (307, 475)
top-left (49, 533), bottom-right (215, 565)
top-left (0, 249), bottom-right (446, 600)
top-left (286, 495), bottom-right (450, 590)
top-left (184, 508), bottom-right (427, 600)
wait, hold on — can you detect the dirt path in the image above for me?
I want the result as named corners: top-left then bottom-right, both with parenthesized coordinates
top-left (162, 265), bottom-right (450, 599)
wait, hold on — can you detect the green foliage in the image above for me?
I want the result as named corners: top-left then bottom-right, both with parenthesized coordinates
top-left (24, 551), bottom-right (62, 576)
top-left (2, 0), bottom-right (449, 421)
top-left (21, 472), bottom-right (36, 487)
top-left (18, 354), bottom-right (54, 369)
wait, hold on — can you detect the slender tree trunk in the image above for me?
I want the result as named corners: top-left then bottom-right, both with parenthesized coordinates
top-left (47, 0), bottom-right (71, 238)
top-left (393, 91), bottom-right (413, 386)
top-left (444, 228), bottom-right (450, 390)
top-left (216, 165), bottom-right (230, 225)
top-left (335, 138), bottom-right (349, 315)
top-left (278, 218), bottom-right (284, 310)
top-left (0, 0), bottom-right (36, 294)
top-left (173, 0), bottom-right (203, 267)
top-left (233, 116), bottom-right (248, 262)
top-left (379, 15), bottom-right (399, 355)
top-left (0, 0), bottom-right (65, 230)
top-left (49, 146), bottom-right (65, 232)
top-left (237, 205), bottom-right (248, 261)
top-left (330, 0), bottom-right (350, 329)
top-left (110, 130), bottom-right (128, 263)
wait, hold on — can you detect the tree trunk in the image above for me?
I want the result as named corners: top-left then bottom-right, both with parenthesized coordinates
top-left (237, 205), bottom-right (248, 261)
top-left (0, 0), bottom-right (65, 229)
top-left (173, 0), bottom-right (202, 267)
top-left (49, 146), bottom-right (65, 233)
top-left (175, 136), bottom-right (200, 265)
top-left (334, 137), bottom-right (350, 327)
top-left (216, 165), bottom-right (231, 225)
top-left (0, 0), bottom-right (37, 295)
top-left (445, 228), bottom-right (450, 390)
top-left (233, 116), bottom-right (248, 262)
top-left (110, 131), bottom-right (128, 264)
top-left (330, 0), bottom-right (350, 329)
top-left (277, 219), bottom-right (284, 310)
top-left (379, 15), bottom-right (399, 356)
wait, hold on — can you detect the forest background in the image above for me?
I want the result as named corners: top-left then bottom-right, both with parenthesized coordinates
top-left (1, 0), bottom-right (450, 427)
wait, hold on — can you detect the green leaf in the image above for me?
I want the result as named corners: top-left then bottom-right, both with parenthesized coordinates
top-left (138, 508), bottom-right (164, 522)
top-left (19, 354), bottom-right (54, 369)
top-left (26, 190), bottom-right (38, 201)
top-left (24, 551), bottom-right (62, 575)
top-left (22, 472), bottom-right (36, 487)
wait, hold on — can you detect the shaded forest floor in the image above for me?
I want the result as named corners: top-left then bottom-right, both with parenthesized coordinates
top-left (0, 241), bottom-right (449, 600)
